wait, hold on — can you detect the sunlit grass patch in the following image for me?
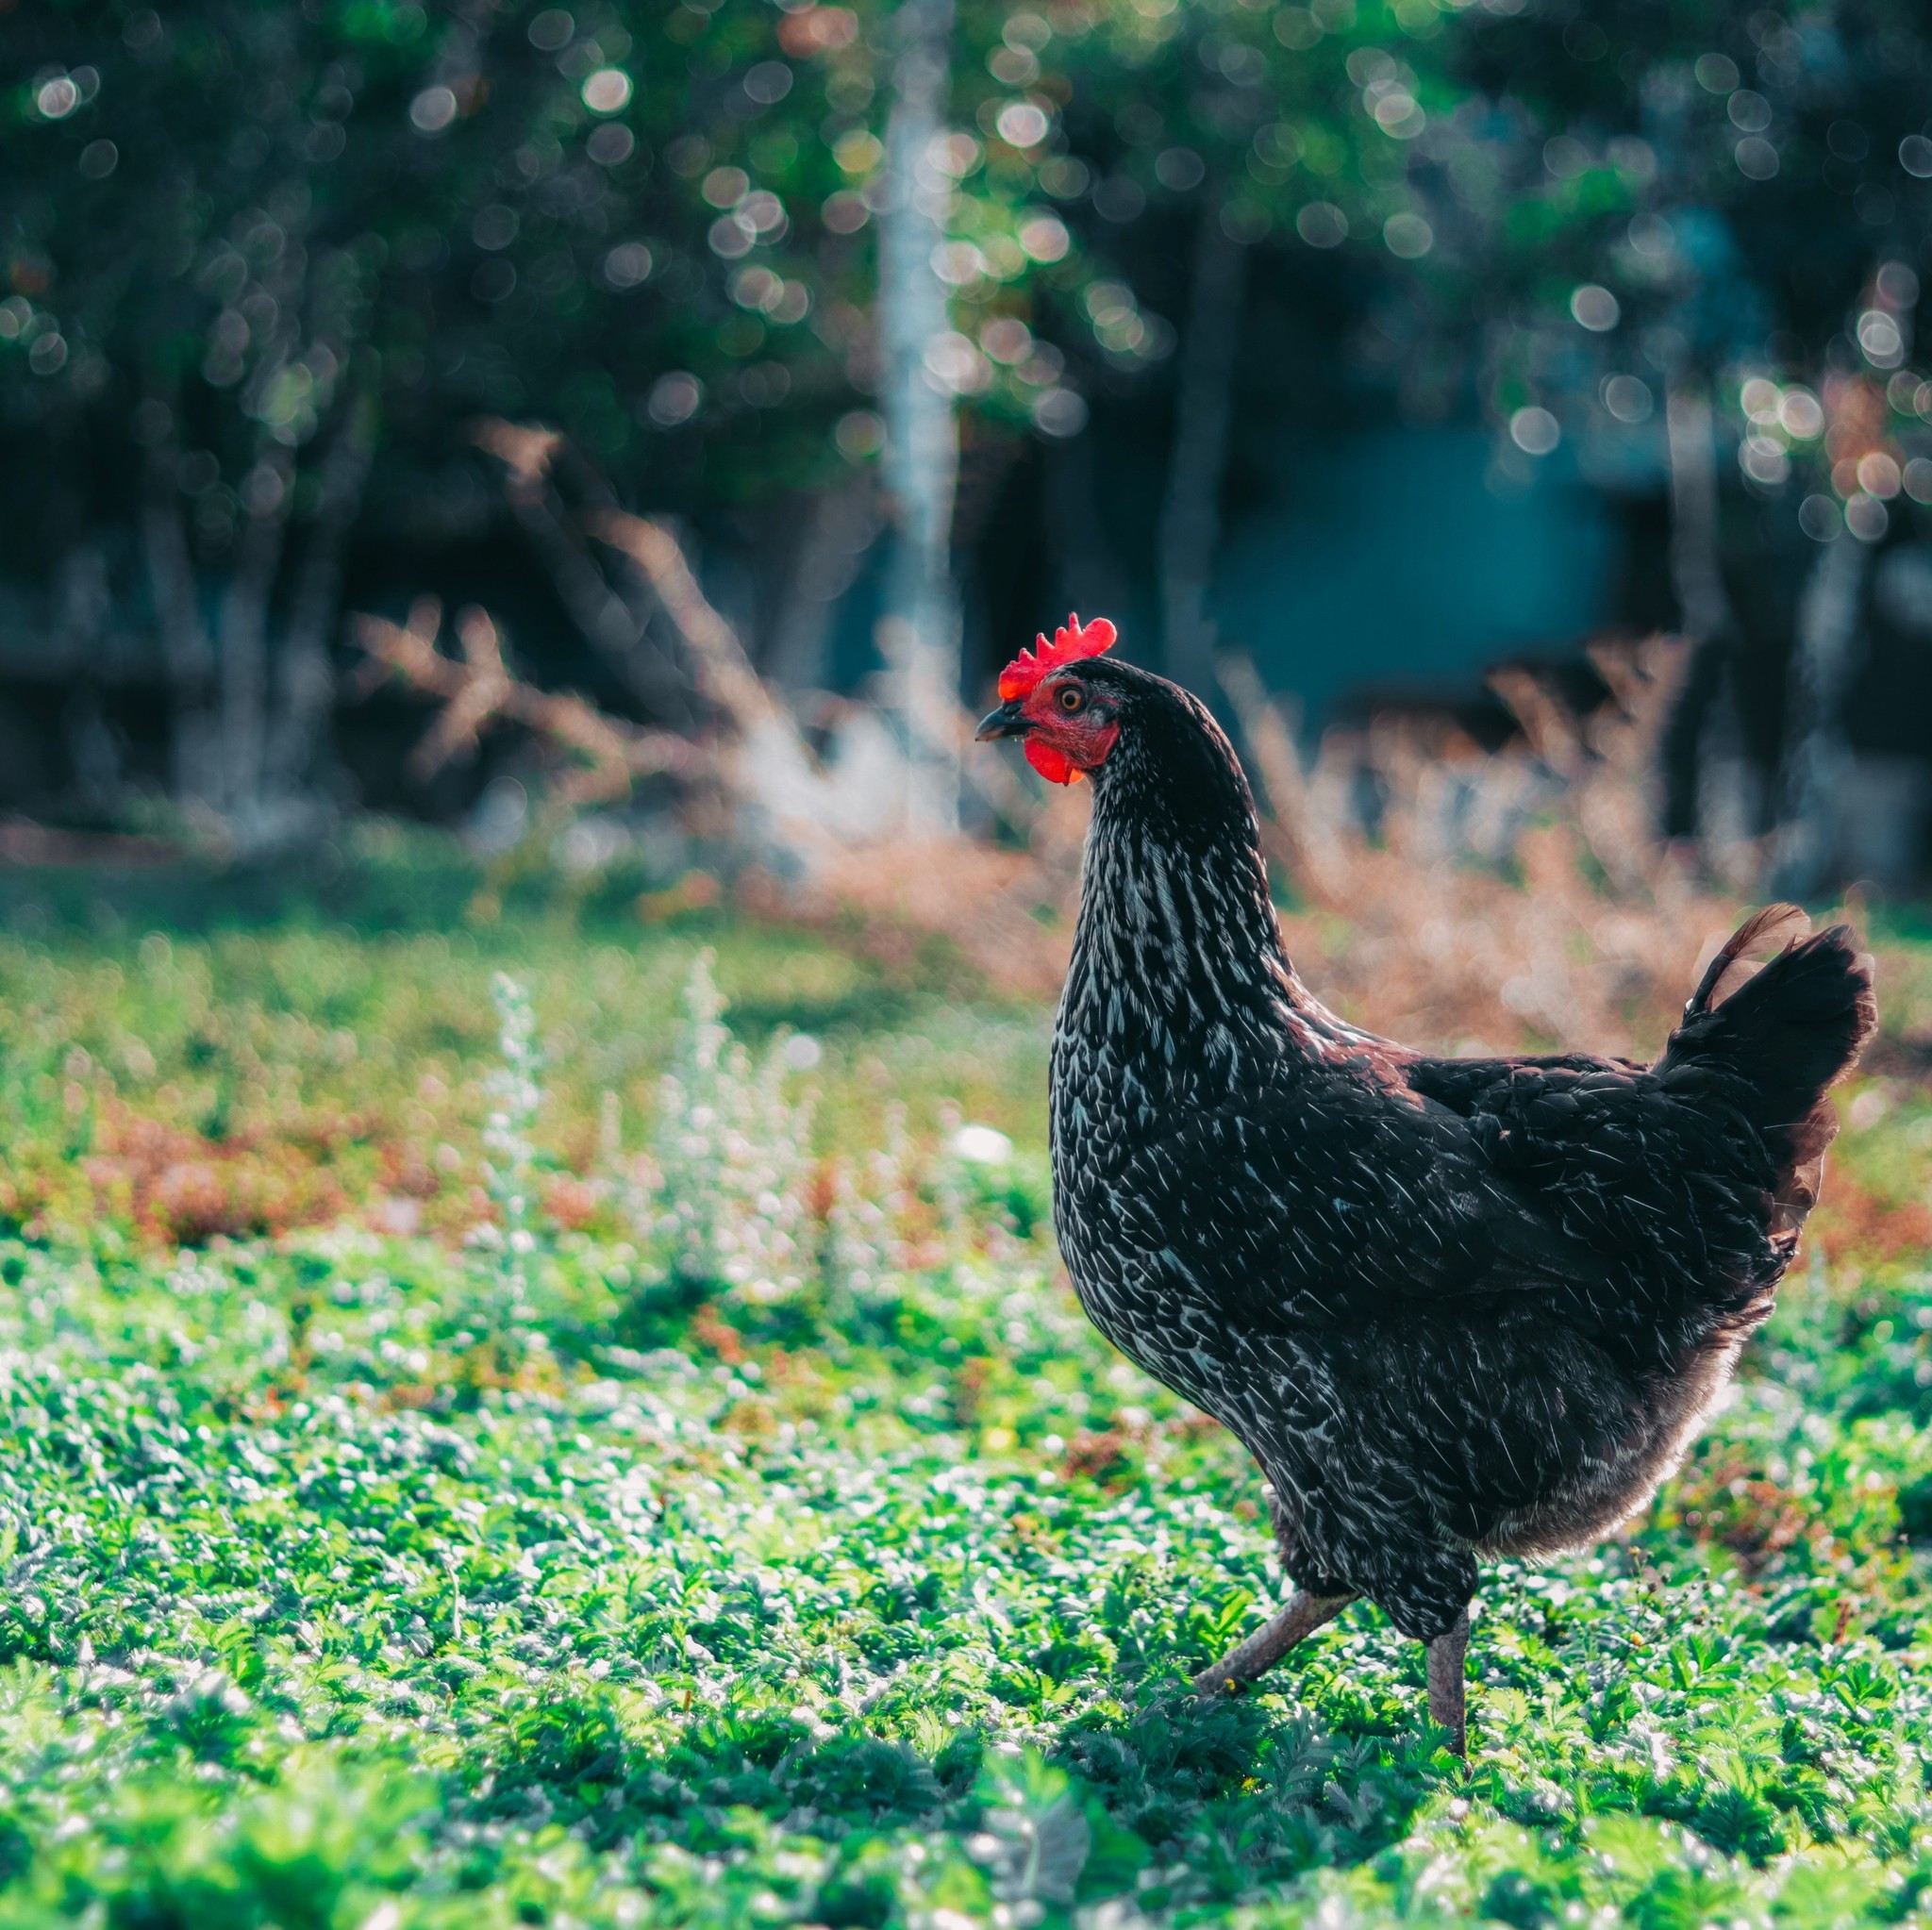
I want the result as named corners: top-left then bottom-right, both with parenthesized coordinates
top-left (0, 913), bottom-right (1929, 1924)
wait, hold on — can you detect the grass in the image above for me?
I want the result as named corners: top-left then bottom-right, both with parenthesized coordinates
top-left (3, 860), bottom-right (1932, 1927)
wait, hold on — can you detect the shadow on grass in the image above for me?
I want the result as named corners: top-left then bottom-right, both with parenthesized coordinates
top-left (458, 1669), bottom-right (1445, 1912)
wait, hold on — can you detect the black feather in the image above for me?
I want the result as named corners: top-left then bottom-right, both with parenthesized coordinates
top-left (1042, 659), bottom-right (1876, 1644)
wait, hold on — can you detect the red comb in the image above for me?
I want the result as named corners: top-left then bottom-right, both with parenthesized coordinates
top-left (998, 613), bottom-right (1118, 702)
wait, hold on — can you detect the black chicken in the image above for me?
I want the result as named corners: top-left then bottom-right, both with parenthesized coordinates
top-left (976, 616), bottom-right (1876, 1755)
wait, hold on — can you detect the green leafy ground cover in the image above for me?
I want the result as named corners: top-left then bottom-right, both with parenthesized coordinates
top-left (4, 883), bottom-right (1932, 1926)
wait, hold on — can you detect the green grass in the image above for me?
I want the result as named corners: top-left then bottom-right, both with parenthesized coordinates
top-left (0, 852), bottom-right (1046, 1247)
top-left (3, 875), bottom-right (1932, 1927)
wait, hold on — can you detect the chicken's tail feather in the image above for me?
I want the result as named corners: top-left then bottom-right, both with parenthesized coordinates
top-left (1661, 904), bottom-right (1877, 1240)
top-left (1681, 903), bottom-right (1814, 1018)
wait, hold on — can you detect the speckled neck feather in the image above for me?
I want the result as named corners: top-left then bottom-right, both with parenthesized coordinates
top-left (1056, 673), bottom-right (1364, 1158)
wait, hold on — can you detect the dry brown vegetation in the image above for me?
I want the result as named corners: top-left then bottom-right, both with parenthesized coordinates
top-left (360, 425), bottom-right (1829, 1067)
top-left (1237, 637), bottom-right (1749, 1060)
top-left (354, 478), bottom-right (1915, 1082)
top-left (824, 636), bottom-right (1767, 1063)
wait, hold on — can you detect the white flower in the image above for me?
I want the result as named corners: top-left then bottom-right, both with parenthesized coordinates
top-left (951, 1123), bottom-right (1014, 1165)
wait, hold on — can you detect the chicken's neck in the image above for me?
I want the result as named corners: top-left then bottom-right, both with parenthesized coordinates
top-left (1053, 715), bottom-right (1320, 1159)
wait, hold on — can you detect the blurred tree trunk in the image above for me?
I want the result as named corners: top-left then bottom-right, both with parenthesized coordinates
top-left (1663, 382), bottom-right (1756, 870)
top-left (763, 478), bottom-right (883, 692)
top-left (266, 391), bottom-right (378, 818)
top-left (1664, 387), bottom-right (1732, 655)
top-left (877, 0), bottom-right (959, 832)
top-left (141, 431), bottom-right (222, 808)
top-left (223, 184), bottom-right (319, 835)
top-left (50, 411), bottom-right (121, 816)
top-left (1769, 529), bottom-right (1867, 899)
top-left (1158, 198), bottom-right (1248, 703)
top-left (56, 537), bottom-right (118, 815)
top-left (219, 446), bottom-right (295, 825)
top-left (1770, 271), bottom-right (1918, 897)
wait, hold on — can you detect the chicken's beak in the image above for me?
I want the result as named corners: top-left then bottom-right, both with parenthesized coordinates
top-left (974, 699), bottom-right (1026, 742)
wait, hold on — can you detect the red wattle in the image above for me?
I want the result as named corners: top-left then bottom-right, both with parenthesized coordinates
top-left (1025, 739), bottom-right (1076, 785)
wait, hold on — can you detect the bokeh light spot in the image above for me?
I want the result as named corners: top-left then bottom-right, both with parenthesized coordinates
top-left (1156, 147), bottom-right (1205, 191)
top-left (472, 205), bottom-right (518, 251)
top-left (588, 125), bottom-right (635, 166)
top-left (923, 331), bottom-right (991, 395)
top-left (646, 372), bottom-right (703, 426)
top-left (1858, 451), bottom-right (1902, 500)
top-left (1693, 52), bottom-right (1740, 92)
top-left (1779, 387), bottom-right (1824, 439)
top-left (932, 241), bottom-right (988, 287)
top-left (1031, 388), bottom-right (1089, 437)
top-left (409, 86), bottom-right (458, 133)
top-left (1798, 493), bottom-right (1841, 541)
top-left (739, 191), bottom-right (787, 237)
top-left (926, 133), bottom-right (983, 178)
top-left (604, 242), bottom-right (654, 289)
top-left (822, 191), bottom-right (870, 234)
top-left (1570, 284), bottom-right (1620, 331)
top-left (1858, 309), bottom-right (1905, 369)
top-left (581, 69), bottom-right (633, 113)
top-left (1876, 260), bottom-right (1920, 307)
top-left (1508, 406), bottom-right (1560, 456)
top-left (835, 410), bottom-right (885, 458)
top-left (995, 101), bottom-right (1050, 149)
top-left (1740, 437), bottom-right (1789, 487)
top-left (833, 131), bottom-right (884, 175)
top-left (1601, 374), bottom-right (1652, 423)
top-left (744, 61), bottom-right (793, 105)
top-left (36, 76), bottom-right (80, 121)
top-left (980, 317), bottom-right (1033, 364)
top-left (1296, 202), bottom-right (1347, 248)
top-left (1037, 157), bottom-right (1089, 199)
top-left (1383, 212), bottom-right (1432, 258)
top-left (1846, 492), bottom-right (1889, 542)
top-left (1018, 215), bottom-right (1069, 262)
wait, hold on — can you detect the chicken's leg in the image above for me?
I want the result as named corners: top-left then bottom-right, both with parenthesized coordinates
top-left (1424, 1607), bottom-right (1471, 1757)
top-left (1193, 1589), bottom-right (1355, 1698)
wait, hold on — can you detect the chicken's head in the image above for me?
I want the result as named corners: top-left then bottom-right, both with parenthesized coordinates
top-left (974, 613), bottom-right (1123, 785)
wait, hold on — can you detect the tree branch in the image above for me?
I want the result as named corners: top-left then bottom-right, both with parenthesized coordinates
top-left (471, 418), bottom-right (693, 721)
top-left (352, 601), bottom-right (708, 808)
top-left (584, 508), bottom-right (784, 740)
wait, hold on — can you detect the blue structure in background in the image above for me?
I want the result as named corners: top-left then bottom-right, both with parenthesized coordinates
top-left (1216, 426), bottom-right (1622, 724)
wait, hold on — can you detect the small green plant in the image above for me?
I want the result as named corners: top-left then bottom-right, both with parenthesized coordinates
top-left (648, 950), bottom-right (811, 1304)
top-left (825, 1100), bottom-right (912, 1303)
top-left (475, 970), bottom-right (544, 1316)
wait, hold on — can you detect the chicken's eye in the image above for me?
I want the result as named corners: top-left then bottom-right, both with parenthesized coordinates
top-left (1057, 685), bottom-right (1086, 714)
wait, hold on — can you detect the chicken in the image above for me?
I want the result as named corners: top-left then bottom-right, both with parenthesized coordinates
top-left (975, 615), bottom-right (1877, 1755)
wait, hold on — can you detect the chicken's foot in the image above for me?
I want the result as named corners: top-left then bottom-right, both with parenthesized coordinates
top-left (1192, 1589), bottom-right (1355, 1699)
top-left (1424, 1607), bottom-right (1471, 1758)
